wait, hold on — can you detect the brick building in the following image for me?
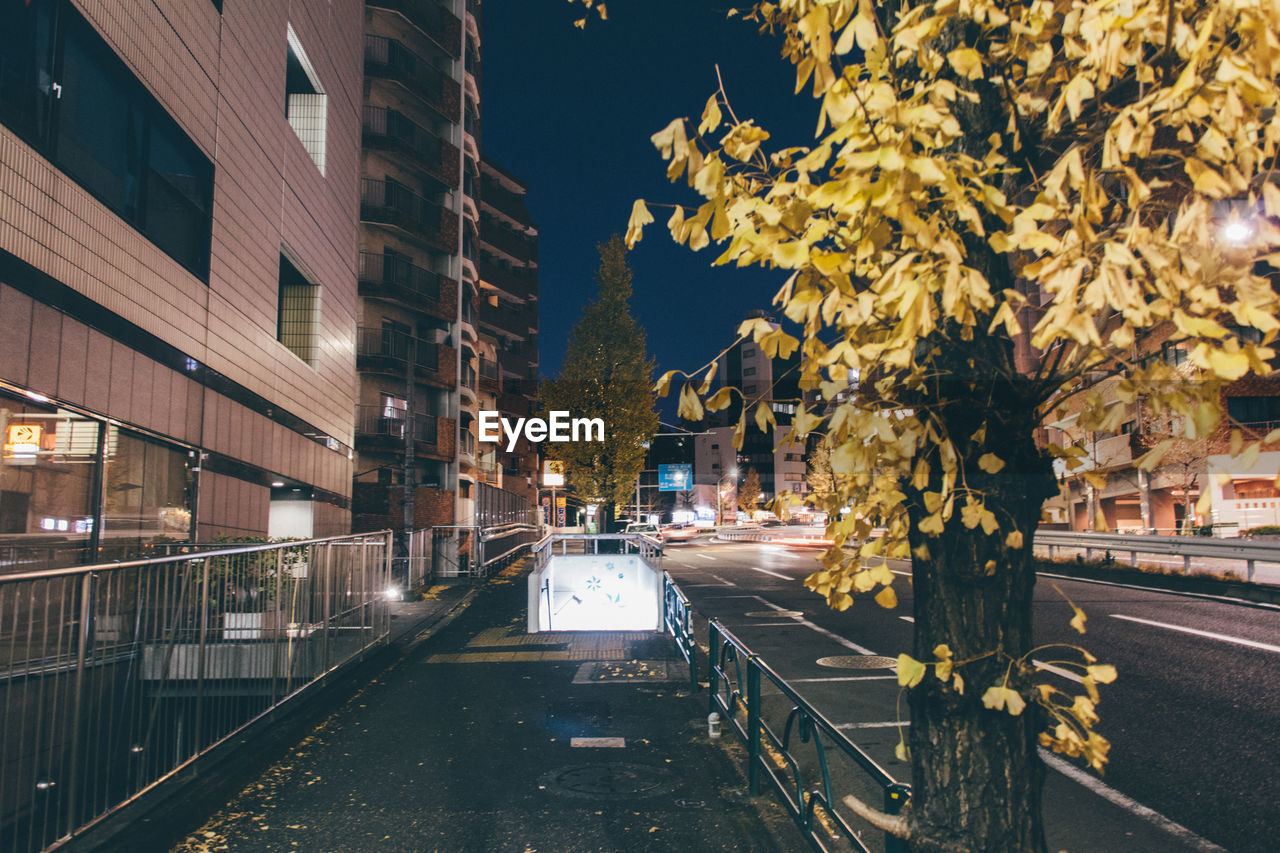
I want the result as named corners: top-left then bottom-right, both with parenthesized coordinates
top-left (0, 0), bottom-right (363, 569)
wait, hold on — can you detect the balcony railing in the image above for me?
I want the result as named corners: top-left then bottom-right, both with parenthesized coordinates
top-left (365, 3), bottom-right (461, 58)
top-left (362, 105), bottom-right (445, 169)
top-left (355, 327), bottom-right (441, 371)
top-left (461, 363), bottom-right (477, 391)
top-left (357, 252), bottom-right (454, 321)
top-left (354, 406), bottom-right (440, 446)
top-left (479, 357), bottom-right (498, 381)
top-left (478, 223), bottom-right (537, 263)
top-left (361, 179), bottom-right (449, 247)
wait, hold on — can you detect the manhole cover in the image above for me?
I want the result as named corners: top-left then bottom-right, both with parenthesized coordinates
top-left (744, 610), bottom-right (803, 618)
top-left (541, 763), bottom-right (676, 799)
top-left (816, 655), bottom-right (898, 670)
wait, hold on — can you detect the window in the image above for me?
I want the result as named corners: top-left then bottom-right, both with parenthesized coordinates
top-left (744, 385), bottom-right (758, 395)
top-left (286, 25), bottom-right (326, 174)
top-left (743, 367), bottom-right (756, 376)
top-left (100, 428), bottom-right (194, 560)
top-left (0, 1), bottom-right (213, 278)
top-left (741, 346), bottom-right (755, 358)
top-left (277, 253), bottom-right (320, 365)
top-left (381, 394), bottom-right (407, 420)
top-left (1227, 396), bottom-right (1280, 427)
top-left (1162, 342), bottom-right (1190, 367)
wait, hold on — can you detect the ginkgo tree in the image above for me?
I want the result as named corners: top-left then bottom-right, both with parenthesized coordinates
top-left (580, 0), bottom-right (1280, 850)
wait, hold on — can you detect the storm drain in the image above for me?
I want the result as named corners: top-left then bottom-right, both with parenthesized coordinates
top-left (816, 654), bottom-right (898, 670)
top-left (572, 660), bottom-right (673, 684)
top-left (744, 610), bottom-right (803, 618)
top-left (540, 763), bottom-right (676, 799)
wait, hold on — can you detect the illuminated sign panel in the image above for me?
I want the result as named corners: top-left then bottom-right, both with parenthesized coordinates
top-left (657, 463), bottom-right (692, 491)
top-left (3, 423), bottom-right (43, 459)
top-left (542, 460), bottom-right (565, 487)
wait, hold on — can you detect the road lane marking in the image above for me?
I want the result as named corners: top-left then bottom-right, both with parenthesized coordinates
top-left (898, 616), bottom-right (914, 623)
top-left (1032, 660), bottom-right (1083, 684)
top-left (835, 721), bottom-right (903, 730)
top-left (751, 567), bottom-right (792, 580)
top-left (735, 622), bottom-right (807, 627)
top-left (709, 574), bottom-right (737, 587)
top-left (1039, 750), bottom-right (1227, 852)
top-left (751, 595), bottom-right (877, 655)
top-left (791, 675), bottom-right (897, 683)
top-left (697, 553), bottom-right (717, 561)
top-left (571, 737), bottom-right (626, 748)
top-left (1110, 614), bottom-right (1280, 654)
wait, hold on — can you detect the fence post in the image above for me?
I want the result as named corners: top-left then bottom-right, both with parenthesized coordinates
top-left (747, 659), bottom-right (761, 796)
top-left (685, 601), bottom-right (698, 690)
top-left (708, 621), bottom-right (721, 715)
top-left (65, 571), bottom-right (94, 834)
top-left (195, 558), bottom-right (210, 750)
top-left (884, 783), bottom-right (912, 853)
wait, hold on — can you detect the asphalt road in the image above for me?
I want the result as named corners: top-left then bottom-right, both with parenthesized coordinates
top-left (661, 536), bottom-right (1280, 853)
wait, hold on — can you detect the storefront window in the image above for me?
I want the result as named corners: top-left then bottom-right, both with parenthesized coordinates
top-left (99, 428), bottom-right (194, 560)
top-left (1, 394), bottom-right (101, 572)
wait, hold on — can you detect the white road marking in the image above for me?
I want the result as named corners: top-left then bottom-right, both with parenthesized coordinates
top-left (697, 553), bottom-right (717, 561)
top-left (835, 721), bottom-right (904, 730)
top-left (571, 737), bottom-right (626, 748)
top-left (1032, 659), bottom-right (1083, 684)
top-left (736, 622), bottom-right (807, 628)
top-left (898, 616), bottom-right (914, 623)
top-left (751, 566), bottom-right (792, 580)
top-left (790, 675), bottom-right (898, 683)
top-left (709, 574), bottom-right (737, 587)
top-left (1039, 750), bottom-right (1227, 852)
top-left (1111, 614), bottom-right (1280, 654)
top-left (751, 596), bottom-right (877, 655)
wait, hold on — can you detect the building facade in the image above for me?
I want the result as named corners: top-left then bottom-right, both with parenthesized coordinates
top-left (1, 0), bottom-right (363, 570)
top-left (475, 156), bottom-right (539, 505)
top-left (352, 0), bottom-right (477, 534)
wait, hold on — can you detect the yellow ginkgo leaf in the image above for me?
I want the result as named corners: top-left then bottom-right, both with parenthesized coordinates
top-left (626, 199), bottom-right (654, 247)
top-left (875, 586), bottom-right (898, 609)
top-left (982, 685), bottom-right (1026, 716)
top-left (947, 48), bottom-right (984, 80)
top-left (897, 653), bottom-right (926, 688)
top-left (978, 453), bottom-right (1005, 473)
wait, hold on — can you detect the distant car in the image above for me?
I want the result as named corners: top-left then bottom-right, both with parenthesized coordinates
top-left (624, 522), bottom-right (660, 536)
top-left (660, 523), bottom-right (698, 541)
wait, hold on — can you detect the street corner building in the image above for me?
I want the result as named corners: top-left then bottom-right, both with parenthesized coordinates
top-left (0, 0), bottom-right (365, 571)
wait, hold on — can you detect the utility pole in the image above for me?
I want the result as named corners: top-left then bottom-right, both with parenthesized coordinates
top-left (402, 332), bottom-right (416, 551)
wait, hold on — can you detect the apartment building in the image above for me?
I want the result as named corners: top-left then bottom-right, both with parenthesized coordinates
top-left (0, 0), bottom-right (363, 569)
top-left (352, 0), bottom-right (478, 533)
top-left (475, 156), bottom-right (539, 505)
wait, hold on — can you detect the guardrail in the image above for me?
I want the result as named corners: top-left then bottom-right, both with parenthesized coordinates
top-left (1034, 530), bottom-right (1280, 583)
top-left (706, 619), bottom-right (910, 853)
top-left (0, 533), bottom-right (391, 853)
top-left (661, 575), bottom-right (697, 690)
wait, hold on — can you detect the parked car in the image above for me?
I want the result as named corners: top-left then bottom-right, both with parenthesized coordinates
top-left (623, 522), bottom-right (660, 536)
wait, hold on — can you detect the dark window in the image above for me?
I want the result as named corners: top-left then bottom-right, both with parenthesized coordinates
top-left (0, 1), bottom-right (213, 278)
top-left (743, 366), bottom-right (756, 376)
top-left (1227, 396), bottom-right (1280, 426)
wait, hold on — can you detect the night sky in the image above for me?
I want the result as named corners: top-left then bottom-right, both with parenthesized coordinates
top-left (481, 0), bottom-right (815, 394)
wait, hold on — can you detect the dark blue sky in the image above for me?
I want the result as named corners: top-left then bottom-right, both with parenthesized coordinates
top-left (481, 0), bottom-right (814, 387)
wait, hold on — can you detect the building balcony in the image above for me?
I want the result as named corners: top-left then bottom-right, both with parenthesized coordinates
top-left (478, 259), bottom-right (537, 301)
top-left (354, 407), bottom-right (456, 462)
top-left (360, 179), bottom-right (457, 253)
top-left (357, 252), bottom-right (457, 322)
top-left (364, 34), bottom-right (461, 121)
top-left (477, 302), bottom-right (535, 341)
top-left (366, 1), bottom-right (462, 58)
top-left (479, 177), bottom-right (533, 223)
top-left (362, 106), bottom-right (459, 189)
top-left (354, 326), bottom-right (457, 389)
top-left (479, 357), bottom-right (499, 392)
top-left (478, 223), bottom-right (536, 264)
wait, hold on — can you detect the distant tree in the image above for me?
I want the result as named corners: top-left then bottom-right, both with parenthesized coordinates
top-left (805, 438), bottom-right (838, 499)
top-left (542, 237), bottom-right (659, 529)
top-left (737, 467), bottom-right (762, 513)
top-left (602, 0), bottom-right (1280, 848)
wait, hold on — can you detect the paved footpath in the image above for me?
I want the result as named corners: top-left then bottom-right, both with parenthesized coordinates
top-left (166, 563), bottom-right (803, 853)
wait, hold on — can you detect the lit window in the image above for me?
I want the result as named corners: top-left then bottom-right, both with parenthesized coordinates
top-left (286, 26), bottom-right (327, 174)
top-left (278, 253), bottom-right (320, 366)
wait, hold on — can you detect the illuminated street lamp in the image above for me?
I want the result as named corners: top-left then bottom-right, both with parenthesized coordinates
top-left (716, 467), bottom-right (739, 526)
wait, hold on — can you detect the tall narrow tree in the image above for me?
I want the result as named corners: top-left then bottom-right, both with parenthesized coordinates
top-left (542, 237), bottom-right (659, 529)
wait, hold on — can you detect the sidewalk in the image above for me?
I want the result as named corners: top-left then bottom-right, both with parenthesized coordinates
top-left (166, 563), bottom-right (804, 852)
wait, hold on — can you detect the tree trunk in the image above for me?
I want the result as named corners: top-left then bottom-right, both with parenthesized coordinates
top-left (903, 374), bottom-right (1058, 852)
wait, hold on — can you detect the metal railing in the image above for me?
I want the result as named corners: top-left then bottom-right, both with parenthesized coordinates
top-left (357, 252), bottom-right (444, 304)
top-left (705, 618), bottom-right (909, 853)
top-left (428, 524), bottom-right (540, 579)
top-left (1034, 530), bottom-right (1280, 583)
top-left (661, 575), bottom-right (697, 690)
top-left (0, 533), bottom-right (391, 853)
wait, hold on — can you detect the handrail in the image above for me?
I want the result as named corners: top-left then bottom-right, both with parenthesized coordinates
top-left (661, 575), bottom-right (910, 853)
top-left (0, 531), bottom-right (392, 584)
top-left (1034, 530), bottom-right (1280, 582)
